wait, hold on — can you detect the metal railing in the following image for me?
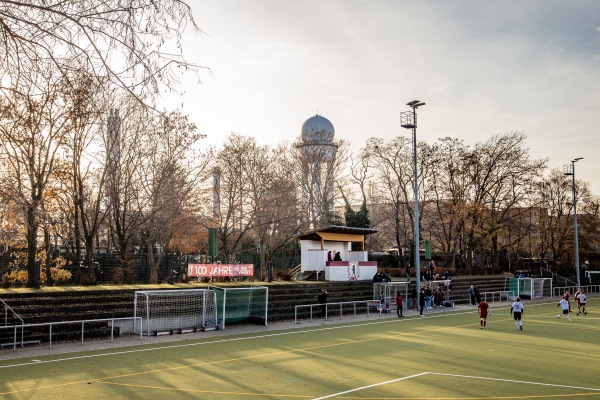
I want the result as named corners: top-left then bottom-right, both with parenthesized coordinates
top-left (0, 317), bottom-right (142, 352)
top-left (553, 285), bottom-right (600, 298)
top-left (294, 300), bottom-right (381, 324)
top-left (2, 299), bottom-right (24, 347)
top-left (481, 291), bottom-right (514, 303)
top-left (541, 267), bottom-right (577, 287)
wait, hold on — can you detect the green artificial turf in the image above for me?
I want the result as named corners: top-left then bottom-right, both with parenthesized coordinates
top-left (1, 298), bottom-right (599, 399)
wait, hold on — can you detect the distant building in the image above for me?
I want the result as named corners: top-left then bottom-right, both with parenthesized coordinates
top-left (295, 114), bottom-right (338, 230)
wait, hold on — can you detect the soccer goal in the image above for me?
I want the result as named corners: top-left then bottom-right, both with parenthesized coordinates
top-left (506, 277), bottom-right (553, 300)
top-left (374, 282), bottom-right (409, 311)
top-left (210, 286), bottom-right (268, 330)
top-left (134, 289), bottom-right (218, 336)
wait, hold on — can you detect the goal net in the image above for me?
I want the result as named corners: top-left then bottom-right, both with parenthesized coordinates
top-left (507, 278), bottom-right (552, 300)
top-left (373, 282), bottom-right (409, 310)
top-left (210, 286), bottom-right (268, 330)
top-left (134, 289), bottom-right (217, 335)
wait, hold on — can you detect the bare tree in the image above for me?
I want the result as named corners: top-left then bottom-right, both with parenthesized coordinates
top-left (537, 169), bottom-right (591, 275)
top-left (361, 137), bottom-right (423, 266)
top-left (426, 137), bottom-right (471, 268)
top-left (137, 110), bottom-right (208, 283)
top-left (0, 67), bottom-right (73, 287)
top-left (461, 132), bottom-right (547, 272)
top-left (0, 1), bottom-right (205, 99)
top-left (248, 143), bottom-right (303, 276)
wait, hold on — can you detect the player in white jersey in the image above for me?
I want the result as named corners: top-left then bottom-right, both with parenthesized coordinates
top-left (557, 298), bottom-right (572, 320)
top-left (511, 297), bottom-right (524, 330)
top-left (576, 290), bottom-right (587, 315)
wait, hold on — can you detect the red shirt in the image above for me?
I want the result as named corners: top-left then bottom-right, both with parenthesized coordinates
top-left (478, 301), bottom-right (490, 316)
top-left (395, 294), bottom-right (403, 307)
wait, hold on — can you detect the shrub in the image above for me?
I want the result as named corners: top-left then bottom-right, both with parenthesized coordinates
top-left (2, 267), bottom-right (72, 284)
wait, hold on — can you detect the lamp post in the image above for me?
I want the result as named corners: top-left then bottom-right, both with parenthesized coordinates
top-left (401, 100), bottom-right (426, 286)
top-left (564, 157), bottom-right (583, 287)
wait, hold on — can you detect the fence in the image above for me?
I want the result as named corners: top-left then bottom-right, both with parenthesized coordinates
top-left (294, 300), bottom-right (381, 324)
top-left (0, 251), bottom-right (301, 285)
top-left (481, 291), bottom-right (514, 303)
top-left (553, 285), bottom-right (600, 298)
top-left (0, 317), bottom-right (142, 353)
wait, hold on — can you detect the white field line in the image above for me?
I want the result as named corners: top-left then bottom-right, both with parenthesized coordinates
top-left (0, 310), bottom-right (473, 370)
top-left (312, 371), bottom-right (600, 399)
top-left (429, 372), bottom-right (600, 392)
top-left (0, 296), bottom-right (596, 370)
top-left (311, 372), bottom-right (428, 400)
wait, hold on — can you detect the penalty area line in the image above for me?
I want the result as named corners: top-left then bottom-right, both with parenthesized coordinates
top-left (428, 372), bottom-right (600, 392)
top-left (311, 372), bottom-right (429, 400)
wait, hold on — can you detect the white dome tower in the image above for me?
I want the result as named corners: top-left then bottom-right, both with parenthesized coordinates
top-left (296, 114), bottom-right (339, 228)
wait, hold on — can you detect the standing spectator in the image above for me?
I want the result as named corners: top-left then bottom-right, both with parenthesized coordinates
top-left (478, 300), bottom-right (491, 329)
top-left (434, 287), bottom-right (445, 307)
top-left (444, 270), bottom-right (449, 280)
top-left (576, 289), bottom-right (587, 315)
top-left (318, 289), bottom-right (328, 318)
top-left (428, 261), bottom-right (435, 281)
top-left (378, 293), bottom-right (385, 313)
top-left (468, 285), bottom-right (476, 306)
top-left (333, 251), bottom-right (342, 261)
top-left (405, 264), bottom-right (411, 281)
top-left (327, 251), bottom-right (333, 262)
top-left (425, 285), bottom-right (432, 309)
top-left (419, 288), bottom-right (426, 317)
top-left (557, 297), bottom-right (572, 320)
top-left (410, 286), bottom-right (417, 309)
top-left (511, 297), bottom-right (524, 330)
top-left (395, 291), bottom-right (404, 317)
top-left (474, 286), bottom-right (481, 304)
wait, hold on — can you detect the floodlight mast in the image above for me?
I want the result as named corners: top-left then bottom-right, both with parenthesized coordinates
top-left (564, 157), bottom-right (583, 287)
top-left (401, 100), bottom-right (425, 288)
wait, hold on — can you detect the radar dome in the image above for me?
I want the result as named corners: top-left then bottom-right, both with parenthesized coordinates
top-left (301, 114), bottom-right (334, 143)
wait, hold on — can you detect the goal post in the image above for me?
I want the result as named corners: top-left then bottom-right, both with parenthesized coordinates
top-left (374, 282), bottom-right (409, 310)
top-left (506, 277), bottom-right (552, 300)
top-left (210, 286), bottom-right (268, 330)
top-left (133, 289), bottom-right (218, 335)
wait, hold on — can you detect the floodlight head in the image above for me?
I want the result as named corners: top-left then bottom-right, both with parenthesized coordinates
top-left (406, 100), bottom-right (420, 106)
top-left (415, 102), bottom-right (426, 108)
top-left (573, 157), bottom-right (583, 162)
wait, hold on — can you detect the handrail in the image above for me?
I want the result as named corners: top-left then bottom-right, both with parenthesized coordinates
top-left (1, 299), bottom-right (24, 327)
top-left (553, 285), bottom-right (600, 298)
top-left (1, 299), bottom-right (24, 348)
top-left (541, 267), bottom-right (577, 287)
top-left (294, 300), bottom-right (381, 323)
top-left (289, 264), bottom-right (301, 275)
top-left (0, 316), bottom-right (143, 352)
top-left (481, 290), bottom-right (514, 303)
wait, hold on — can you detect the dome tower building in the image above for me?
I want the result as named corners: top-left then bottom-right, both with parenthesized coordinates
top-left (295, 114), bottom-right (339, 229)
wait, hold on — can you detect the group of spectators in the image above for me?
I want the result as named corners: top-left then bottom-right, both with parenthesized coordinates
top-left (372, 272), bottom-right (392, 283)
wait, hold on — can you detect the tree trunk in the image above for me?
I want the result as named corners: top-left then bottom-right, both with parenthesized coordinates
top-left (84, 236), bottom-right (96, 284)
top-left (44, 227), bottom-right (54, 286)
top-left (26, 204), bottom-right (39, 288)
top-left (147, 241), bottom-right (158, 284)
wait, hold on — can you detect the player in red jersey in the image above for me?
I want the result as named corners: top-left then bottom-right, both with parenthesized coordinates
top-left (563, 291), bottom-right (572, 312)
top-left (574, 288), bottom-right (583, 314)
top-left (477, 301), bottom-right (491, 329)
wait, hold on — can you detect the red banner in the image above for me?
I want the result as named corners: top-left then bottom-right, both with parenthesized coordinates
top-left (187, 263), bottom-right (254, 277)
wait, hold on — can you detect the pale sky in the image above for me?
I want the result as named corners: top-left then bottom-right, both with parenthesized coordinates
top-left (161, 0), bottom-right (600, 194)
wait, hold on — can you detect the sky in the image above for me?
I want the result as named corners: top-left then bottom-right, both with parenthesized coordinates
top-left (160, 0), bottom-right (600, 194)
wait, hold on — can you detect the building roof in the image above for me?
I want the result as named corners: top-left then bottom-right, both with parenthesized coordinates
top-left (298, 225), bottom-right (378, 241)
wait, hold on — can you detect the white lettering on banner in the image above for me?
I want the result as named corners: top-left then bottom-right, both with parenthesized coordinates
top-left (187, 264), bottom-right (254, 277)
